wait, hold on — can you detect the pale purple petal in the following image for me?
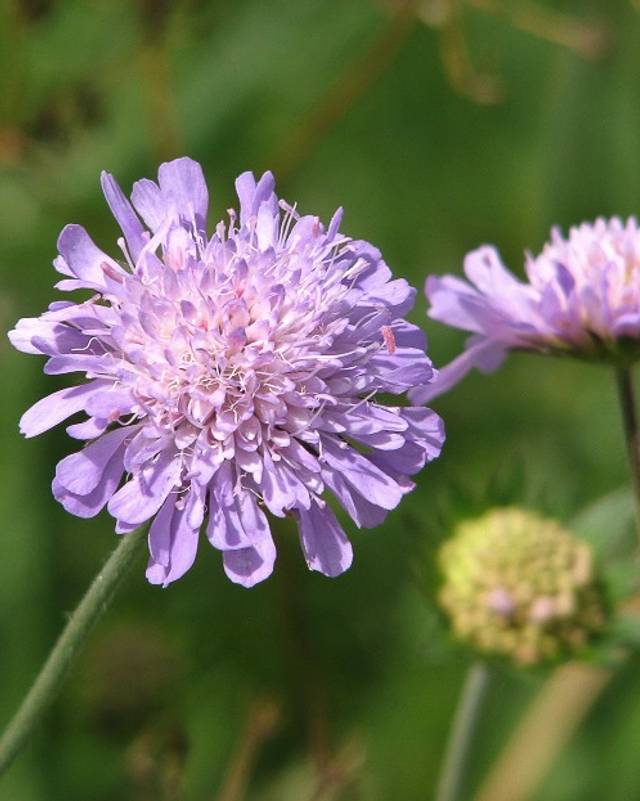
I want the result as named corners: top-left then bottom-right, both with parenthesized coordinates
top-left (57, 224), bottom-right (125, 289)
top-left (158, 157), bottom-right (209, 233)
top-left (298, 502), bottom-right (353, 577)
top-left (55, 426), bottom-right (131, 495)
top-left (409, 339), bottom-right (507, 404)
top-left (19, 381), bottom-right (110, 438)
top-left (222, 534), bottom-right (276, 587)
top-left (52, 450), bottom-right (125, 518)
top-left (107, 449), bottom-right (181, 525)
top-left (100, 171), bottom-right (147, 261)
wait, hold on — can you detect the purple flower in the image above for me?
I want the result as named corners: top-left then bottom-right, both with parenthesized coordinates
top-left (9, 158), bottom-right (444, 587)
top-left (411, 218), bottom-right (640, 403)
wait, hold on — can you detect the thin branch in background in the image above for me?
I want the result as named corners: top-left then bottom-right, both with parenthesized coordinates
top-left (214, 697), bottom-right (282, 801)
top-left (468, 0), bottom-right (611, 60)
top-left (126, 722), bottom-right (190, 801)
top-left (305, 735), bottom-right (366, 801)
top-left (271, 1), bottom-right (419, 181)
top-left (430, 0), bottom-right (504, 105)
top-left (472, 661), bottom-right (611, 801)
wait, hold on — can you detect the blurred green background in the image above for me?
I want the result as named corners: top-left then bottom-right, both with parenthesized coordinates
top-left (2, 1), bottom-right (640, 799)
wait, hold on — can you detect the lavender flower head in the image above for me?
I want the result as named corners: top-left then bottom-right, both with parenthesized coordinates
top-left (411, 218), bottom-right (640, 403)
top-left (10, 158), bottom-right (444, 587)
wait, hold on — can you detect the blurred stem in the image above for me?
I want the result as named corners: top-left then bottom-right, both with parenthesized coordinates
top-left (472, 662), bottom-right (610, 801)
top-left (615, 366), bottom-right (640, 548)
top-left (435, 661), bottom-right (492, 801)
top-left (0, 528), bottom-right (146, 777)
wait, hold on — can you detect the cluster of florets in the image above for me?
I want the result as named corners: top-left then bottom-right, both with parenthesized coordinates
top-left (438, 508), bottom-right (606, 665)
top-left (411, 218), bottom-right (640, 403)
top-left (9, 158), bottom-right (444, 587)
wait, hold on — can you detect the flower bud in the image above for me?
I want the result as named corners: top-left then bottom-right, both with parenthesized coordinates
top-left (438, 508), bottom-right (607, 666)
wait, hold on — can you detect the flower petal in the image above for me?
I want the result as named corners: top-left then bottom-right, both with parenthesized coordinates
top-left (297, 502), bottom-right (353, 577)
top-left (158, 157), bottom-right (209, 233)
top-left (222, 533), bottom-right (276, 587)
top-left (55, 427), bottom-right (132, 495)
top-left (100, 171), bottom-right (147, 261)
top-left (19, 381), bottom-right (110, 438)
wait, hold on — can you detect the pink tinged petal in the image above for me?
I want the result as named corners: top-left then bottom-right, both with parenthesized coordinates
top-left (158, 157), bottom-right (209, 232)
top-left (52, 450), bottom-right (125, 518)
top-left (321, 438), bottom-right (404, 511)
top-left (19, 380), bottom-right (110, 438)
top-left (408, 339), bottom-right (507, 404)
top-left (55, 426), bottom-right (131, 495)
top-left (222, 534), bottom-right (276, 588)
top-left (100, 171), bottom-right (147, 261)
top-left (107, 449), bottom-right (181, 526)
top-left (57, 224), bottom-right (125, 288)
top-left (297, 502), bottom-right (353, 577)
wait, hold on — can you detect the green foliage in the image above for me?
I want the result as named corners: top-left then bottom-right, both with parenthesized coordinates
top-left (2, 1), bottom-right (640, 799)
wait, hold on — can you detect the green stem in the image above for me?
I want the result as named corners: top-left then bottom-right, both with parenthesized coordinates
top-left (614, 366), bottom-right (640, 547)
top-left (435, 661), bottom-right (492, 801)
top-left (0, 527), bottom-right (146, 776)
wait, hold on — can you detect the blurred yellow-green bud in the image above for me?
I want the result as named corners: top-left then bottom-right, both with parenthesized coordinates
top-left (438, 508), bottom-right (607, 666)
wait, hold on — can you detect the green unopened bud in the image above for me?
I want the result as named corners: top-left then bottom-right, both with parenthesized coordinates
top-left (438, 508), bottom-right (607, 666)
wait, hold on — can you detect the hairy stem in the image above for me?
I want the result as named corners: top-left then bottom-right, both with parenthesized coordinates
top-left (435, 661), bottom-right (492, 801)
top-left (0, 527), bottom-right (146, 776)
